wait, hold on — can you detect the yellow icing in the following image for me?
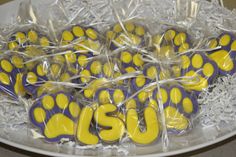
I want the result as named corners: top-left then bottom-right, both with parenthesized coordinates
top-left (125, 66), bottom-right (136, 73)
top-left (77, 55), bottom-right (88, 67)
top-left (170, 88), bottom-right (182, 104)
top-left (172, 65), bottom-right (181, 77)
top-left (152, 34), bottom-right (163, 45)
top-left (192, 54), bottom-right (203, 69)
top-left (125, 22), bottom-right (135, 32)
top-left (113, 89), bottom-right (125, 105)
top-left (60, 73), bottom-right (71, 82)
top-left (164, 106), bottom-right (189, 130)
top-left (156, 88), bottom-right (168, 104)
top-left (11, 55), bottom-right (24, 68)
top-left (44, 113), bottom-right (74, 139)
top-left (8, 41), bottom-right (18, 50)
top-left (231, 40), bottom-right (236, 51)
top-left (0, 72), bottom-right (10, 85)
top-left (33, 107), bottom-right (46, 123)
top-left (80, 69), bottom-right (91, 83)
top-left (148, 99), bottom-right (158, 110)
top-left (77, 106), bottom-right (99, 145)
top-left (128, 33), bottom-right (141, 45)
top-left (69, 102), bottom-right (80, 118)
top-left (146, 66), bottom-right (157, 79)
top-left (37, 64), bottom-right (46, 76)
top-left (62, 30), bottom-right (74, 41)
top-left (85, 28), bottom-right (98, 40)
top-left (135, 74), bottom-right (146, 87)
top-left (135, 26), bottom-right (145, 36)
top-left (183, 71), bottom-right (208, 91)
top-left (125, 99), bottom-right (137, 109)
top-left (203, 63), bottom-right (214, 77)
top-left (26, 72), bottom-right (37, 85)
top-left (181, 55), bottom-right (190, 69)
top-left (28, 30), bottom-right (38, 43)
top-left (87, 39), bottom-right (101, 51)
top-left (98, 90), bottom-right (111, 104)
top-left (106, 31), bottom-right (116, 40)
top-left (72, 26), bottom-right (84, 37)
top-left (219, 34), bottom-right (231, 46)
top-left (65, 51), bottom-right (77, 63)
top-left (103, 62), bottom-right (114, 77)
top-left (42, 95), bottom-right (55, 110)
top-left (94, 104), bottom-right (125, 142)
top-left (164, 30), bottom-right (176, 41)
top-left (53, 55), bottom-right (65, 63)
top-left (160, 45), bottom-right (173, 57)
top-left (178, 43), bottom-right (189, 53)
top-left (182, 97), bottom-right (193, 114)
top-left (90, 61), bottom-right (102, 75)
top-left (133, 53), bottom-right (144, 67)
top-left (40, 37), bottom-right (50, 47)
top-left (15, 32), bottom-right (26, 44)
top-left (138, 91), bottom-right (148, 103)
top-left (14, 73), bottom-right (25, 96)
top-left (56, 93), bottom-right (69, 109)
top-left (113, 24), bottom-right (122, 33)
top-left (208, 39), bottom-right (218, 48)
top-left (120, 51), bottom-right (132, 64)
top-left (1, 60), bottom-right (13, 73)
top-left (209, 50), bottom-right (234, 72)
top-left (126, 107), bottom-right (159, 144)
top-left (50, 64), bottom-right (61, 78)
top-left (174, 32), bottom-right (187, 46)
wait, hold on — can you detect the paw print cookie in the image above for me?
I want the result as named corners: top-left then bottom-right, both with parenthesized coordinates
top-left (153, 85), bottom-right (198, 132)
top-left (207, 33), bottom-right (236, 75)
top-left (0, 57), bottom-right (26, 98)
top-left (60, 25), bottom-right (102, 55)
top-left (22, 62), bottom-right (65, 97)
top-left (29, 92), bottom-right (81, 142)
top-left (180, 52), bottom-right (218, 93)
top-left (106, 22), bottom-right (148, 50)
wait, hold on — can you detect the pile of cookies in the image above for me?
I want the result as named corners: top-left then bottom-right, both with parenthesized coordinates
top-left (0, 21), bottom-right (235, 145)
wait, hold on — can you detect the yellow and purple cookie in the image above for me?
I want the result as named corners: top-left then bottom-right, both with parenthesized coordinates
top-left (60, 25), bottom-right (101, 55)
top-left (180, 52), bottom-right (218, 94)
top-left (153, 85), bottom-right (198, 133)
top-left (29, 92), bottom-right (81, 142)
top-left (94, 87), bottom-right (128, 106)
top-left (0, 57), bottom-right (26, 98)
top-left (206, 33), bottom-right (236, 75)
top-left (8, 29), bottom-right (52, 51)
top-left (106, 22), bottom-right (148, 50)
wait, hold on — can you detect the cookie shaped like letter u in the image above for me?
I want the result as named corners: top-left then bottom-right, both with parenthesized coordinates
top-left (126, 106), bottom-right (160, 145)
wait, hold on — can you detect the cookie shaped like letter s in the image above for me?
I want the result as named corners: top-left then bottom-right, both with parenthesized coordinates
top-left (126, 107), bottom-right (160, 145)
top-left (94, 104), bottom-right (125, 143)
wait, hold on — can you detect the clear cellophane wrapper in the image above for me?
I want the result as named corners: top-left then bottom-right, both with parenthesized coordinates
top-left (1, 0), bottom-right (236, 156)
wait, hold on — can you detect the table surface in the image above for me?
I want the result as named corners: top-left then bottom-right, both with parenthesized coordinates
top-left (0, 0), bottom-right (236, 156)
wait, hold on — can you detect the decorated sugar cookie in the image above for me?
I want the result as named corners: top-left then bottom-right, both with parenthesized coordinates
top-left (126, 106), bottom-right (160, 145)
top-left (60, 25), bottom-right (102, 55)
top-left (29, 92), bottom-right (81, 142)
top-left (153, 85), bottom-right (198, 132)
top-left (106, 22), bottom-right (148, 50)
top-left (94, 103), bottom-right (125, 143)
top-left (207, 33), bottom-right (236, 75)
top-left (180, 52), bottom-right (218, 93)
top-left (0, 57), bottom-right (26, 98)
top-left (22, 62), bottom-right (66, 97)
